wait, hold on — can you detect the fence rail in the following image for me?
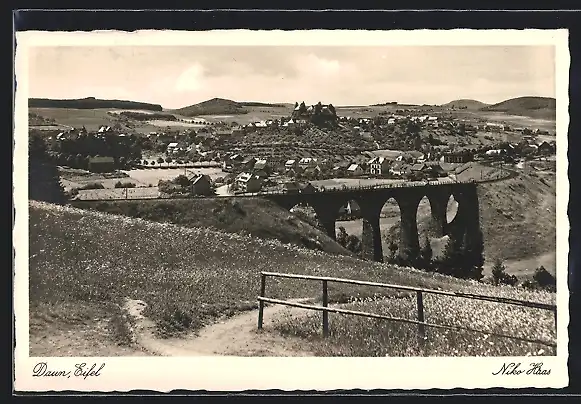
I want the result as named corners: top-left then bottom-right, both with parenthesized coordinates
top-left (257, 271), bottom-right (557, 349)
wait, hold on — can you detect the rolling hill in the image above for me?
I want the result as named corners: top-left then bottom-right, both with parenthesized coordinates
top-left (480, 96), bottom-right (556, 119)
top-left (28, 97), bottom-right (163, 111)
top-left (173, 98), bottom-right (288, 117)
top-left (441, 99), bottom-right (490, 110)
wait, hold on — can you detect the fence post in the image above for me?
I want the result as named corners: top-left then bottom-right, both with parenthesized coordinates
top-left (416, 291), bottom-right (426, 344)
top-left (258, 273), bottom-right (266, 330)
top-left (322, 280), bottom-right (329, 337)
top-left (553, 307), bottom-right (557, 332)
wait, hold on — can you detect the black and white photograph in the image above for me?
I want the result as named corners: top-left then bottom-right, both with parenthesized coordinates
top-left (14, 29), bottom-right (569, 391)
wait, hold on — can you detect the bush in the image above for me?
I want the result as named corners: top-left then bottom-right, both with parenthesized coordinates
top-left (79, 182), bottom-right (105, 190)
top-left (491, 258), bottom-right (518, 286)
top-left (533, 266), bottom-right (556, 292)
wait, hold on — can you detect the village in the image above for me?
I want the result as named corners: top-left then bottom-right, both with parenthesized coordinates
top-left (31, 100), bottom-right (557, 200)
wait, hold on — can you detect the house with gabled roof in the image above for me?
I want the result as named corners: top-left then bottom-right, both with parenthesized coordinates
top-left (368, 156), bottom-right (391, 176)
top-left (346, 164), bottom-right (364, 177)
top-left (186, 173), bottom-right (213, 195)
top-left (235, 172), bottom-right (262, 193)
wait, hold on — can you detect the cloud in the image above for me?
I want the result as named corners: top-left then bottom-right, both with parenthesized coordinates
top-left (295, 54), bottom-right (344, 79)
top-left (174, 64), bottom-right (206, 92)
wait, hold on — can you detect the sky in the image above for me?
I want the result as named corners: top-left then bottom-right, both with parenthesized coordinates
top-left (28, 46), bottom-right (556, 109)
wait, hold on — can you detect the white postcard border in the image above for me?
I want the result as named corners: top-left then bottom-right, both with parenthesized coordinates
top-left (13, 28), bottom-right (570, 392)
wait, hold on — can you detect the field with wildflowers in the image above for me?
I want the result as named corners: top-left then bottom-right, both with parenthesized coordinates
top-left (29, 200), bottom-right (556, 356)
top-left (75, 197), bottom-right (354, 257)
top-left (273, 286), bottom-right (556, 357)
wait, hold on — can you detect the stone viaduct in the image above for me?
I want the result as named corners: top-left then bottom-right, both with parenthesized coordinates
top-left (263, 182), bottom-right (481, 263)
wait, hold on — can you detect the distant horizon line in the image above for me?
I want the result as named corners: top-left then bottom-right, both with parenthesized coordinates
top-left (27, 94), bottom-right (557, 110)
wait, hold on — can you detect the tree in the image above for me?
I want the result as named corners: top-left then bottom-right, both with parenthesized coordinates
top-left (29, 133), bottom-right (47, 160)
top-left (439, 234), bottom-right (462, 276)
top-left (28, 135), bottom-right (66, 204)
top-left (345, 234), bottom-right (362, 255)
top-left (157, 157), bottom-right (165, 164)
top-left (328, 104), bottom-right (336, 116)
top-left (173, 174), bottom-right (191, 188)
top-left (464, 229), bottom-right (485, 273)
top-left (336, 226), bottom-right (348, 248)
top-left (491, 258), bottom-right (518, 286)
top-left (388, 239), bottom-right (398, 261)
top-left (419, 234), bottom-right (433, 268)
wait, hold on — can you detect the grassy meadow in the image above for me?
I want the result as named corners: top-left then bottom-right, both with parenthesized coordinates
top-left (30, 201), bottom-right (556, 356)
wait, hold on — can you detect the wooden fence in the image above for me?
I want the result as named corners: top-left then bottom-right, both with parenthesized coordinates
top-left (257, 271), bottom-right (557, 348)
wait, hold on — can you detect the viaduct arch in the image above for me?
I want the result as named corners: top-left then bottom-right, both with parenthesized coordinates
top-left (264, 182), bottom-right (480, 265)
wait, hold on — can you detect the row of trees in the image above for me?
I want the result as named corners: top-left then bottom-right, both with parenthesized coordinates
top-left (491, 259), bottom-right (556, 291)
top-left (54, 133), bottom-right (142, 163)
top-left (385, 230), bottom-right (486, 281)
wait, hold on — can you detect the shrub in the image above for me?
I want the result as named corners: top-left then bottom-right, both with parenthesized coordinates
top-left (79, 182), bottom-right (105, 190)
top-left (533, 266), bottom-right (556, 292)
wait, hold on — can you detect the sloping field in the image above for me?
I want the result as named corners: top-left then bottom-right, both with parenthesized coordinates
top-left (384, 171), bottom-right (556, 276)
top-left (75, 197), bottom-right (353, 256)
top-left (29, 201), bottom-right (555, 356)
top-left (478, 171), bottom-right (556, 264)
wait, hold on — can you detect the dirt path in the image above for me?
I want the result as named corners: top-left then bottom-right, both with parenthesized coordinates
top-left (123, 298), bottom-right (316, 357)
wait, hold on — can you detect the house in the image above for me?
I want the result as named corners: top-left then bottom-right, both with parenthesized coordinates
top-left (442, 150), bottom-right (474, 164)
top-left (241, 157), bottom-right (257, 171)
top-left (485, 149), bottom-right (503, 157)
top-left (407, 151), bottom-right (425, 162)
top-left (235, 172), bottom-right (262, 193)
top-left (223, 153), bottom-right (245, 171)
top-left (253, 158), bottom-right (269, 173)
top-left (368, 157), bottom-right (391, 176)
top-left (346, 164), bottom-right (364, 177)
top-left (298, 157), bottom-right (318, 170)
top-left (88, 156), bottom-right (115, 173)
top-left (303, 165), bottom-right (322, 179)
top-left (167, 142), bottom-right (179, 154)
top-left (409, 163), bottom-right (444, 178)
top-left (188, 174), bottom-right (213, 196)
top-left (285, 159), bottom-right (297, 171)
top-left (387, 118), bottom-right (396, 125)
top-left (338, 200), bottom-right (361, 217)
top-left (389, 161), bottom-right (410, 176)
top-left (283, 118), bottom-right (295, 127)
top-left (537, 141), bottom-right (555, 155)
top-left (282, 181), bottom-right (301, 193)
top-left (485, 122), bottom-right (504, 132)
top-left (522, 144), bottom-right (539, 154)
top-left (300, 182), bottom-right (317, 194)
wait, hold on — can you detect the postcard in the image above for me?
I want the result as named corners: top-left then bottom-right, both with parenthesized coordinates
top-left (14, 28), bottom-right (569, 391)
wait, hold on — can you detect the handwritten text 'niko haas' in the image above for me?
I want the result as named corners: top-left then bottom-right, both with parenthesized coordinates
top-left (492, 362), bottom-right (551, 376)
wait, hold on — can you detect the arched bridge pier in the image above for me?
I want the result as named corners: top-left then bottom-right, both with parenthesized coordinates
top-left (264, 182), bottom-right (480, 264)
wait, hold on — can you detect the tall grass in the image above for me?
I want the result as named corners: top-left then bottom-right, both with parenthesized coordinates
top-left (274, 292), bottom-right (556, 357)
top-left (29, 201), bottom-right (555, 348)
